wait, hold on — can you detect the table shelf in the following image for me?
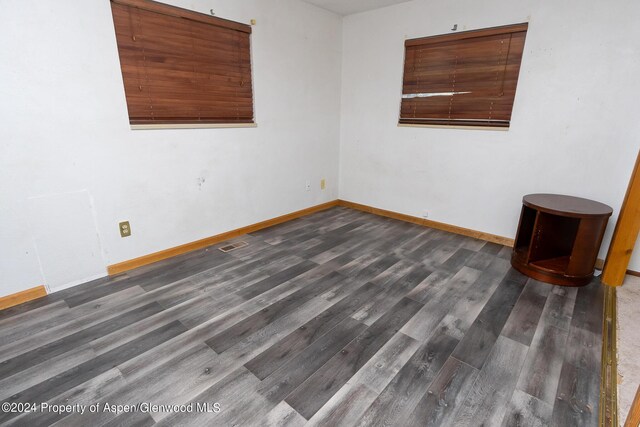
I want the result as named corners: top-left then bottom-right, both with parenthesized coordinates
top-left (511, 194), bottom-right (612, 287)
top-left (530, 256), bottom-right (571, 274)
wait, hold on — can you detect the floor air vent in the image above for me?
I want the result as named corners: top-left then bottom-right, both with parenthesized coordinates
top-left (218, 241), bottom-right (249, 253)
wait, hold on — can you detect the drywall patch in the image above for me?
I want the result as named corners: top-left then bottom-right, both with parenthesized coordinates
top-left (27, 190), bottom-right (107, 292)
top-left (197, 176), bottom-right (207, 190)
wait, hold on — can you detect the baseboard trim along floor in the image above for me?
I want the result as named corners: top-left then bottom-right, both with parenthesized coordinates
top-left (0, 285), bottom-right (47, 311)
top-left (106, 200), bottom-right (516, 277)
top-left (106, 201), bottom-right (341, 276)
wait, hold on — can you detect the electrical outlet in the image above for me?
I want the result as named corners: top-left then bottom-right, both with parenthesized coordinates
top-left (305, 180), bottom-right (311, 192)
top-left (119, 221), bottom-right (131, 237)
top-left (422, 211), bottom-right (429, 219)
top-left (320, 179), bottom-right (326, 190)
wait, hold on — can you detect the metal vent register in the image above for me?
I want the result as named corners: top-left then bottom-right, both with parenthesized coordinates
top-left (218, 241), bottom-right (249, 253)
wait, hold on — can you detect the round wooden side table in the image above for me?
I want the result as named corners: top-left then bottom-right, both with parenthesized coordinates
top-left (511, 194), bottom-right (613, 286)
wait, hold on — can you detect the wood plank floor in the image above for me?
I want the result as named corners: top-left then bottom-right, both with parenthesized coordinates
top-left (0, 207), bottom-right (603, 426)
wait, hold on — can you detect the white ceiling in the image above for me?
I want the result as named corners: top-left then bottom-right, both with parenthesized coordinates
top-left (301, 0), bottom-right (413, 16)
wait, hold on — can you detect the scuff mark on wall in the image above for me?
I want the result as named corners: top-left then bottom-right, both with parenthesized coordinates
top-left (197, 176), bottom-right (207, 190)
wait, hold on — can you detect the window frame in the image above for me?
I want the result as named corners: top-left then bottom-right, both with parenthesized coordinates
top-left (110, 0), bottom-right (256, 130)
top-left (398, 23), bottom-right (528, 130)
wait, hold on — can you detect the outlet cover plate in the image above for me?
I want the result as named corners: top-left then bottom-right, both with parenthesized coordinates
top-left (119, 221), bottom-right (131, 237)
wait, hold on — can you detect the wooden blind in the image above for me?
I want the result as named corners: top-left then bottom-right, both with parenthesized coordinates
top-left (110, 0), bottom-right (254, 125)
top-left (400, 23), bottom-right (528, 128)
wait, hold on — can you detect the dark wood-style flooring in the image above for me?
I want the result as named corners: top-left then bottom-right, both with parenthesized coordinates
top-left (0, 207), bottom-right (603, 426)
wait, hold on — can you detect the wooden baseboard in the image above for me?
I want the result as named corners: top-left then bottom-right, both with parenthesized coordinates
top-left (337, 200), bottom-right (515, 247)
top-left (0, 285), bottom-right (47, 311)
top-left (595, 258), bottom-right (639, 278)
top-left (626, 269), bottom-right (640, 278)
top-left (107, 200), bottom-right (340, 275)
top-left (600, 285), bottom-right (618, 427)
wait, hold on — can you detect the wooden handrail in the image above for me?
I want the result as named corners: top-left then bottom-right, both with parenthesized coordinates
top-left (602, 150), bottom-right (640, 286)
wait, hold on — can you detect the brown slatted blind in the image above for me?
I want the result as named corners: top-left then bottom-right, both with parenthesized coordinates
top-left (400, 23), bottom-right (527, 128)
top-left (110, 0), bottom-right (254, 125)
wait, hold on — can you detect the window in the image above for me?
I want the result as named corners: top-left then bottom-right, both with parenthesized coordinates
top-left (110, 0), bottom-right (254, 127)
top-left (399, 23), bottom-right (528, 129)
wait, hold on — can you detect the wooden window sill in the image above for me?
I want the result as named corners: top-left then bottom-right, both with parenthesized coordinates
top-left (130, 123), bottom-right (257, 130)
top-left (397, 123), bottom-right (509, 131)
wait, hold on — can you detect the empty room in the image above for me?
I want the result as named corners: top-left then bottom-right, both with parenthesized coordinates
top-left (2, 0), bottom-right (640, 426)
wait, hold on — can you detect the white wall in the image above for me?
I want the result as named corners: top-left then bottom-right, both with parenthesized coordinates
top-left (2, 0), bottom-right (639, 299)
top-left (339, 0), bottom-right (640, 270)
top-left (0, 0), bottom-right (342, 296)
